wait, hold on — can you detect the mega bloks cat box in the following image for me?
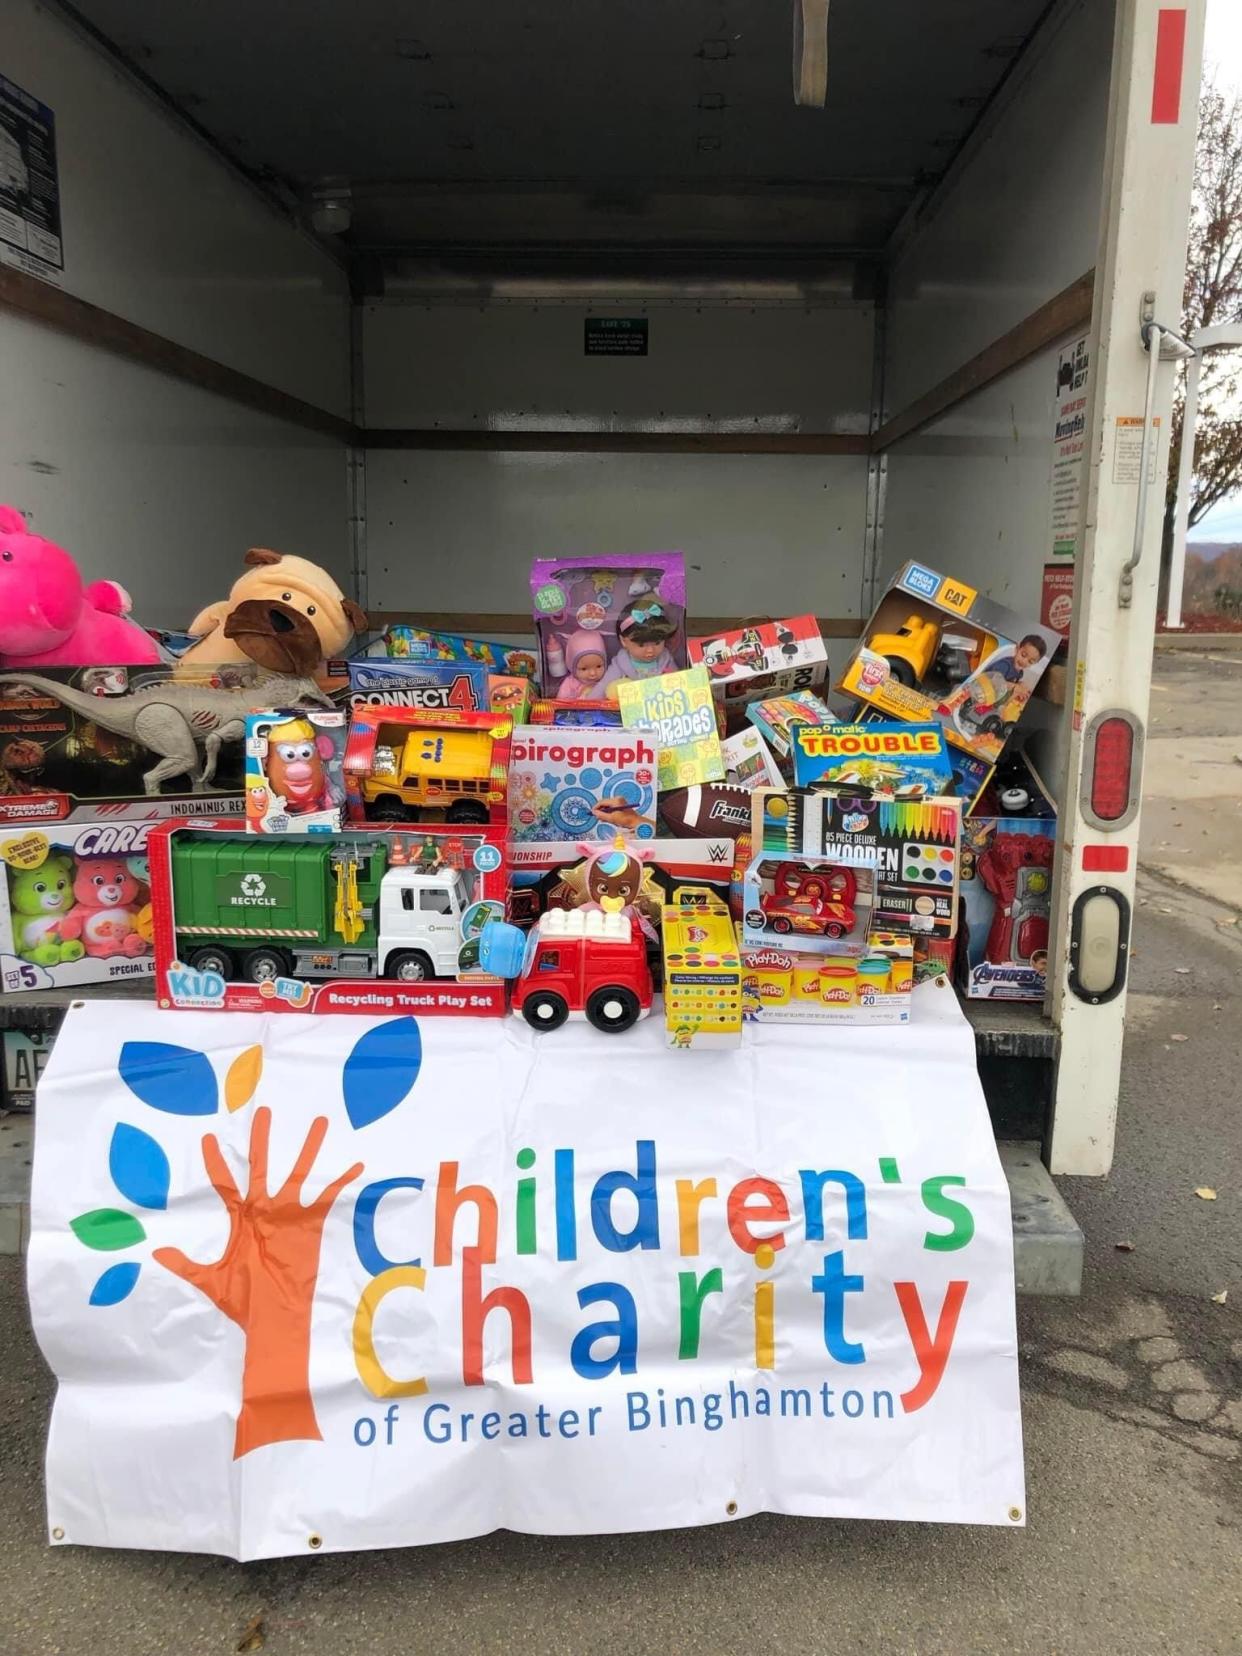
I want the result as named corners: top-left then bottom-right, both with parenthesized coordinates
top-left (0, 817), bottom-right (156, 994)
top-left (838, 562), bottom-right (1060, 765)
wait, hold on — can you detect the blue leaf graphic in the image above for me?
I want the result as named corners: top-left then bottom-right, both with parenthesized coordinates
top-left (108, 1122), bottom-right (170, 1211)
top-left (343, 1017), bottom-right (422, 1130)
top-left (119, 1043), bottom-right (217, 1116)
top-left (89, 1262), bottom-right (141, 1307)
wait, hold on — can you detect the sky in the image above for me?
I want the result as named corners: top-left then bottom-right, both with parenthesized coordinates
top-left (1188, 0), bottom-right (1242, 540)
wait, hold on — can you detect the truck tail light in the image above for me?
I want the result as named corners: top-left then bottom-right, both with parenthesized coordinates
top-left (1082, 710), bottom-right (1142, 830)
top-left (1067, 886), bottom-right (1131, 1004)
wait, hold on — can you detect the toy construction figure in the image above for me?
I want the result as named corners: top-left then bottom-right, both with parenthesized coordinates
top-left (938, 634), bottom-right (1047, 741)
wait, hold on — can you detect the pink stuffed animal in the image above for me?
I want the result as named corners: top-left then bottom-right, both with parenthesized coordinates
top-left (0, 505), bottom-right (161, 668)
top-left (58, 857), bottom-right (151, 959)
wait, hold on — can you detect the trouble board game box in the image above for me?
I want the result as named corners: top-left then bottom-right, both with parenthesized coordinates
top-left (791, 721), bottom-right (955, 800)
top-left (752, 788), bottom-right (962, 939)
top-left (508, 725), bottom-right (660, 843)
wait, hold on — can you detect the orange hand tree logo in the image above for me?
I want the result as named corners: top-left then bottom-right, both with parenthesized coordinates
top-left (68, 1019), bottom-right (423, 1459)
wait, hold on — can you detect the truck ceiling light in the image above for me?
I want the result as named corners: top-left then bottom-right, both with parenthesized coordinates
top-left (1082, 710), bottom-right (1143, 831)
top-left (793, 0), bottom-right (830, 108)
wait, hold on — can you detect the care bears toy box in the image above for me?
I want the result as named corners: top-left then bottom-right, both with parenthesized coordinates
top-left (245, 709), bottom-right (347, 834)
top-left (530, 554), bottom-right (687, 701)
top-left (0, 818), bottom-right (155, 994)
top-left (838, 561), bottom-right (1060, 765)
top-left (507, 724), bottom-right (660, 843)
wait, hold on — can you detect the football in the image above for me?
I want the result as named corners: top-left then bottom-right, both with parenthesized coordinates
top-left (660, 783), bottom-right (753, 841)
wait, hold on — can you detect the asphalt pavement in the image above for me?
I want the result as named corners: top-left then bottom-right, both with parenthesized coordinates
top-left (0, 648), bottom-right (1238, 1656)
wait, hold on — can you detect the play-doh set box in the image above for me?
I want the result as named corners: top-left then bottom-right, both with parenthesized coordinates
top-left (148, 819), bottom-right (510, 1018)
top-left (741, 929), bottom-right (913, 1027)
top-left (342, 707), bottom-right (513, 829)
top-left (0, 818), bottom-right (156, 994)
top-left (530, 554), bottom-right (687, 701)
top-left (688, 615), bottom-right (829, 709)
top-left (959, 754), bottom-right (1057, 1002)
top-left (752, 788), bottom-right (962, 939)
top-left (244, 709), bottom-right (347, 834)
top-left (0, 664), bottom-right (246, 824)
top-left (838, 561), bottom-right (1060, 765)
top-left (507, 725), bottom-right (660, 843)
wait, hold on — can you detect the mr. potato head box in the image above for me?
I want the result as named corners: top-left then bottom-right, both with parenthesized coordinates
top-left (245, 709), bottom-right (347, 834)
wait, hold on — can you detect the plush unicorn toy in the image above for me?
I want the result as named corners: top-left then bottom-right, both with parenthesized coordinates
top-left (0, 505), bottom-right (161, 668)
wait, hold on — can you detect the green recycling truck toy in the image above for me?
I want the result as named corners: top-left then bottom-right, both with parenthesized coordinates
top-left (147, 824), bottom-right (509, 1012)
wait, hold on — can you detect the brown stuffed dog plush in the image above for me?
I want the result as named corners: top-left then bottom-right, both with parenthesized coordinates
top-left (179, 549), bottom-right (368, 676)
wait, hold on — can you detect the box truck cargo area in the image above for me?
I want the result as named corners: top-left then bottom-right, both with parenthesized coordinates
top-left (0, 0), bottom-right (1208, 1285)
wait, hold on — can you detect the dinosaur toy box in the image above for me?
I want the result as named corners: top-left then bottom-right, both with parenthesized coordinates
top-left (0, 818), bottom-right (156, 994)
top-left (0, 664), bottom-right (313, 824)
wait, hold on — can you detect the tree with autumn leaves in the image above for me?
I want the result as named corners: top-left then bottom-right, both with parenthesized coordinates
top-left (1163, 80), bottom-right (1242, 587)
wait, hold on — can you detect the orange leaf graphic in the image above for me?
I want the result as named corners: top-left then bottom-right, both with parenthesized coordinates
top-left (225, 1046), bottom-right (263, 1113)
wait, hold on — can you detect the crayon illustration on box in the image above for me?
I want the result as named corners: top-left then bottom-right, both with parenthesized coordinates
top-left (508, 725), bottom-right (660, 843)
top-left (245, 710), bottom-right (346, 833)
top-left (1, 820), bottom-right (155, 992)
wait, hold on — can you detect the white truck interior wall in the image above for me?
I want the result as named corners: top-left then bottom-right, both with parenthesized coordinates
top-left (883, 0), bottom-right (1111, 413)
top-left (363, 300), bottom-right (873, 618)
top-left (3, 0), bottom-right (352, 617)
top-left (0, 313), bottom-right (343, 627)
top-left (879, 0), bottom-right (1114, 791)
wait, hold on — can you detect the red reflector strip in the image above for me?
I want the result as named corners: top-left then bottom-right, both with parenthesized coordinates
top-left (1151, 9), bottom-right (1186, 124)
top-left (1083, 845), bottom-right (1129, 873)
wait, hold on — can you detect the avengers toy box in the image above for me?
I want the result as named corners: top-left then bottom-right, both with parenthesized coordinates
top-left (0, 665), bottom-right (247, 824)
top-left (959, 757), bottom-right (1057, 1001)
top-left (0, 818), bottom-right (156, 994)
top-left (838, 561), bottom-right (1060, 765)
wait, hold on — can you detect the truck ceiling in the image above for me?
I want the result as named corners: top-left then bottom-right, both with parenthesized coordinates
top-left (57, 0), bottom-right (1054, 264)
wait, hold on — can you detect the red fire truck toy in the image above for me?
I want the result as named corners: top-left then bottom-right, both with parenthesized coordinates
top-left (758, 864), bottom-right (858, 940)
top-left (498, 906), bottom-right (654, 1033)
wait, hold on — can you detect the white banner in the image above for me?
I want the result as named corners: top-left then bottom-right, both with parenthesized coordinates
top-left (28, 990), bottom-right (1024, 1558)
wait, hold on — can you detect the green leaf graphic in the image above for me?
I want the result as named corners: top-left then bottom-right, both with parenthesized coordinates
top-left (70, 1208), bottom-right (146, 1252)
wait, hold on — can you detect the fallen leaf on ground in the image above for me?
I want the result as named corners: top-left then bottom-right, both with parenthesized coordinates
top-left (1217, 916), bottom-right (1238, 927)
top-left (237, 1618), bottom-right (265, 1654)
top-left (1114, 1241), bottom-right (1135, 1253)
top-left (1211, 1290), bottom-right (1228, 1305)
top-left (1194, 1187), bottom-right (1218, 1201)
top-left (1170, 1032), bottom-right (1189, 1042)
top-left (1214, 1004), bottom-right (1223, 1011)
top-left (1174, 966), bottom-right (1191, 974)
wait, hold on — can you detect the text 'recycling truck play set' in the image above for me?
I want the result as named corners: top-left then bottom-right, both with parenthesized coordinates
top-left (0, 525), bottom-right (1062, 1026)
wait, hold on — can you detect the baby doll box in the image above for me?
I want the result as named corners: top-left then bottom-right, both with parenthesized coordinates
top-left (838, 561), bottom-right (1060, 766)
top-left (530, 554), bottom-right (687, 700)
top-left (1, 817), bottom-right (156, 994)
top-left (0, 664), bottom-right (251, 824)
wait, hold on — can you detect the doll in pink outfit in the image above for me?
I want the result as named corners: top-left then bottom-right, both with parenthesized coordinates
top-left (556, 630), bottom-right (610, 700)
top-left (600, 597), bottom-right (679, 696)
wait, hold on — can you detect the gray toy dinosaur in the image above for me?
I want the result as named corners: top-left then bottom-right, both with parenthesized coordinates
top-left (2, 673), bottom-right (333, 794)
